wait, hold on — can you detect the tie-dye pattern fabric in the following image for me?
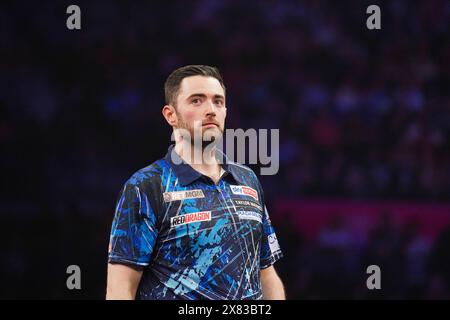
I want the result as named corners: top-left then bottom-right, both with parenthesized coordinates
top-left (108, 145), bottom-right (283, 300)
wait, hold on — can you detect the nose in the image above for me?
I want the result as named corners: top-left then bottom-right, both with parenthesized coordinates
top-left (205, 100), bottom-right (217, 117)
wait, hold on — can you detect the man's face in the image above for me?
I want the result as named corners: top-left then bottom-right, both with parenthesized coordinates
top-left (174, 75), bottom-right (226, 145)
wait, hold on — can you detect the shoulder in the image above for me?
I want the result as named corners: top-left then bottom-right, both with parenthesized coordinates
top-left (123, 159), bottom-right (168, 191)
top-left (227, 161), bottom-right (263, 192)
top-left (229, 161), bottom-right (259, 179)
top-left (117, 159), bottom-right (170, 217)
top-left (127, 160), bottom-right (164, 184)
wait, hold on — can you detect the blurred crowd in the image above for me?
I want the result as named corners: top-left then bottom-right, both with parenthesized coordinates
top-left (1, 0), bottom-right (449, 299)
top-left (275, 212), bottom-right (450, 299)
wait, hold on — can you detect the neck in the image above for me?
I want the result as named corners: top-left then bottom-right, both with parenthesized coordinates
top-left (175, 139), bottom-right (218, 167)
top-left (174, 140), bottom-right (223, 183)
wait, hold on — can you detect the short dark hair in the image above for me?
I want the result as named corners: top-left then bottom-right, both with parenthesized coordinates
top-left (164, 65), bottom-right (225, 107)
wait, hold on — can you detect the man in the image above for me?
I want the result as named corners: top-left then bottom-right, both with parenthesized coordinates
top-left (106, 65), bottom-right (285, 300)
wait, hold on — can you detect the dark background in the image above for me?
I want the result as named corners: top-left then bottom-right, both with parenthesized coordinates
top-left (1, 0), bottom-right (450, 299)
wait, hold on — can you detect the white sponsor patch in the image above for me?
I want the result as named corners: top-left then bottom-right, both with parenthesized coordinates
top-left (237, 210), bottom-right (262, 223)
top-left (170, 211), bottom-right (211, 228)
top-left (230, 185), bottom-right (259, 201)
top-left (268, 233), bottom-right (281, 254)
top-left (234, 199), bottom-right (263, 212)
top-left (163, 189), bottom-right (205, 202)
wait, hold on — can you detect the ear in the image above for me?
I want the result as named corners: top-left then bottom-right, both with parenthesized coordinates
top-left (162, 105), bottom-right (178, 127)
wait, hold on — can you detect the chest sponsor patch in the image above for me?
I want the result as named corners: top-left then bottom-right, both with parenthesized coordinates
top-left (163, 189), bottom-right (205, 202)
top-left (170, 211), bottom-right (211, 228)
top-left (237, 210), bottom-right (262, 223)
top-left (268, 233), bottom-right (281, 254)
top-left (233, 199), bottom-right (263, 212)
top-left (230, 185), bottom-right (259, 201)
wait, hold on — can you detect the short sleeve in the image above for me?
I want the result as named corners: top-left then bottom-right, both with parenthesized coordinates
top-left (260, 205), bottom-right (284, 269)
top-left (108, 181), bottom-right (158, 266)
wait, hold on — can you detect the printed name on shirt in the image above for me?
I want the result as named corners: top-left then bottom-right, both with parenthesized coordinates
top-left (170, 211), bottom-right (212, 228)
top-left (230, 185), bottom-right (259, 201)
top-left (268, 233), bottom-right (281, 254)
top-left (237, 210), bottom-right (262, 223)
top-left (233, 199), bottom-right (263, 212)
top-left (163, 189), bottom-right (205, 202)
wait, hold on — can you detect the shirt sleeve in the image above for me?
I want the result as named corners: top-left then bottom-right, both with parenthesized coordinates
top-left (108, 181), bottom-right (158, 266)
top-left (260, 205), bottom-right (284, 269)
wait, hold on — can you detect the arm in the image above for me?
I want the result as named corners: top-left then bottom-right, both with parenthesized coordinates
top-left (261, 265), bottom-right (285, 300)
top-left (106, 263), bottom-right (143, 300)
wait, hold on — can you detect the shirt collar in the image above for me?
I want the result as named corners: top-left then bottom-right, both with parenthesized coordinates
top-left (164, 144), bottom-right (245, 186)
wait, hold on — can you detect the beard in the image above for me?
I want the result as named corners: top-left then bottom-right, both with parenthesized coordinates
top-left (176, 112), bottom-right (223, 149)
